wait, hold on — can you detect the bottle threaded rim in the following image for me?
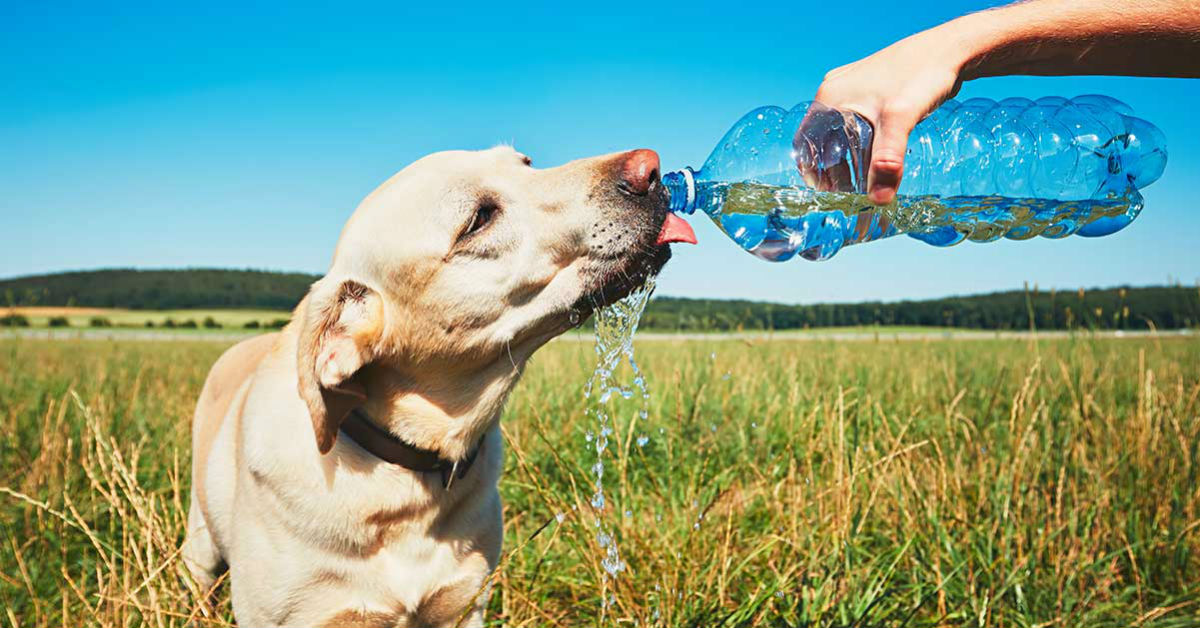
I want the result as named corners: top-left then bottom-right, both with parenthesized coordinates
top-left (662, 168), bottom-right (696, 214)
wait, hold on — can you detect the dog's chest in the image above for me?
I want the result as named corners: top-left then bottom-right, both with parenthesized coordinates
top-left (238, 423), bottom-right (501, 625)
top-left (308, 521), bottom-right (489, 626)
top-left (372, 533), bottom-right (461, 599)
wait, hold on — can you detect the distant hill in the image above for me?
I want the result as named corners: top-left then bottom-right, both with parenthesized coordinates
top-left (0, 268), bottom-right (319, 310)
top-left (2, 268), bottom-right (1198, 331)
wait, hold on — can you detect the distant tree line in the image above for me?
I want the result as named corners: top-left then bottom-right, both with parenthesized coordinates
top-left (1, 268), bottom-right (318, 310)
top-left (643, 285), bottom-right (1200, 331)
top-left (3, 269), bottom-right (1197, 331)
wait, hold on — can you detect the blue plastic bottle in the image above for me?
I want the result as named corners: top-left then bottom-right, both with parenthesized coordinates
top-left (663, 95), bottom-right (1167, 262)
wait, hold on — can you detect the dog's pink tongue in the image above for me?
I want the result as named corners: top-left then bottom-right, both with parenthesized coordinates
top-left (656, 213), bottom-right (697, 245)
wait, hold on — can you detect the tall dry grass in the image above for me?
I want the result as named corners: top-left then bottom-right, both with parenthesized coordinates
top-left (0, 340), bottom-right (232, 626)
top-left (1, 335), bottom-right (1198, 626)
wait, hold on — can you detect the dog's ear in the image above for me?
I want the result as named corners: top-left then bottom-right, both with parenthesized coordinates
top-left (296, 277), bottom-right (384, 454)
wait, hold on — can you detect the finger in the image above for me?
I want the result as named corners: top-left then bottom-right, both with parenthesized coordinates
top-left (867, 109), bottom-right (919, 205)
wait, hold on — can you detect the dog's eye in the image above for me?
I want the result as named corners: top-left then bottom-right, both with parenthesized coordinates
top-left (521, 155), bottom-right (532, 167)
top-left (461, 199), bottom-right (499, 240)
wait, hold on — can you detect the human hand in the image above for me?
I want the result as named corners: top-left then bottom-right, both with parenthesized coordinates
top-left (799, 0), bottom-right (1200, 205)
top-left (803, 24), bottom-right (970, 204)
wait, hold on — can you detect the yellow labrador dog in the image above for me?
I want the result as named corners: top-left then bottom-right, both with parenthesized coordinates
top-left (183, 146), bottom-right (696, 627)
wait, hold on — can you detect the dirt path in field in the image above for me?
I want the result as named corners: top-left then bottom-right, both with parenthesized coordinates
top-left (4, 328), bottom-right (1194, 344)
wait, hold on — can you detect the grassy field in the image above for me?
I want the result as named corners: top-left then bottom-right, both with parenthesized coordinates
top-left (1, 334), bottom-right (1198, 627)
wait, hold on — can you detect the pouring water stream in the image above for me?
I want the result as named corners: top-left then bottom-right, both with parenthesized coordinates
top-left (583, 275), bottom-right (657, 619)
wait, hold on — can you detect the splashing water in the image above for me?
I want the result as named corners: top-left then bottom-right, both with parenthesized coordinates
top-left (583, 274), bottom-right (656, 618)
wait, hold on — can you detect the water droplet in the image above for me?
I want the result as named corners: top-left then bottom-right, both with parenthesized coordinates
top-left (636, 436), bottom-right (649, 447)
top-left (600, 541), bottom-right (625, 575)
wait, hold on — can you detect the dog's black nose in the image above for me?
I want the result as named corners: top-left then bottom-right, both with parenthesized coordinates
top-left (618, 149), bottom-right (660, 196)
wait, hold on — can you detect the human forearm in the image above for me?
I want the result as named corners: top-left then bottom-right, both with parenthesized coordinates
top-left (951, 0), bottom-right (1200, 79)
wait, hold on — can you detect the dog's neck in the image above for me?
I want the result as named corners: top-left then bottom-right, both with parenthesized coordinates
top-left (355, 357), bottom-right (524, 461)
top-left (339, 407), bottom-right (484, 488)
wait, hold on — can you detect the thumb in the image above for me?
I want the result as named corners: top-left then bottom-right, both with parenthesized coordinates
top-left (866, 109), bottom-right (918, 205)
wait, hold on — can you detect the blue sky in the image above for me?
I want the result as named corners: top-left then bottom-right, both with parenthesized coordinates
top-left (3, 0), bottom-right (1197, 304)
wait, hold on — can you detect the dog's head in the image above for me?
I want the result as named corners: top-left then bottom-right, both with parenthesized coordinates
top-left (294, 146), bottom-right (693, 456)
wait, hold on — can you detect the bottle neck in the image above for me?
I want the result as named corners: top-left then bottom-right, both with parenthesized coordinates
top-left (662, 168), bottom-right (697, 214)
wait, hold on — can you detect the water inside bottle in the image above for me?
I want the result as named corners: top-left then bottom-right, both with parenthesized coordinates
top-left (582, 274), bottom-right (656, 616)
top-left (695, 181), bottom-right (1140, 262)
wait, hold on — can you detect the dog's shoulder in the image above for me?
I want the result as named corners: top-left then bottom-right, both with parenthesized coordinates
top-left (201, 333), bottom-right (282, 407)
top-left (193, 333), bottom-right (281, 490)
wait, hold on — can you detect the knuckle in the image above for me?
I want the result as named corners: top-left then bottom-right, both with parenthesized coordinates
top-left (873, 141), bottom-right (908, 157)
top-left (872, 153), bottom-right (905, 173)
top-left (823, 64), bottom-right (850, 81)
top-left (814, 85), bottom-right (840, 105)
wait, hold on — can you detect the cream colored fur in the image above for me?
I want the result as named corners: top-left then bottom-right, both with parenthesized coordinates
top-left (183, 146), bottom-right (669, 627)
